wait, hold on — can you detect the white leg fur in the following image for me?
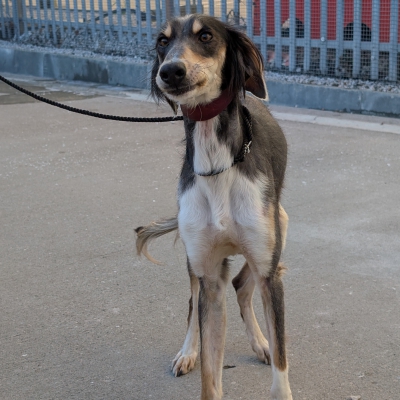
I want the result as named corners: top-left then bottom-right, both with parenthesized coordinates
top-left (270, 366), bottom-right (293, 400)
top-left (172, 273), bottom-right (200, 376)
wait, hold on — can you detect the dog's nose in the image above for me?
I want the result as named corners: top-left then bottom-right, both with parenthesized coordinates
top-left (159, 62), bottom-right (186, 86)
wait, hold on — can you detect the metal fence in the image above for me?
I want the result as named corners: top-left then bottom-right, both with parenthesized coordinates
top-left (1, 0), bottom-right (399, 81)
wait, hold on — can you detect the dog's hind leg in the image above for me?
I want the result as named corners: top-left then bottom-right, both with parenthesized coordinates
top-left (232, 207), bottom-right (287, 366)
top-left (232, 262), bottom-right (271, 364)
top-left (257, 265), bottom-right (292, 400)
top-left (244, 203), bottom-right (292, 399)
top-left (199, 258), bottom-right (230, 400)
top-left (172, 262), bottom-right (199, 376)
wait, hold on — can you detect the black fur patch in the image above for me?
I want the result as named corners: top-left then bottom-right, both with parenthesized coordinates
top-left (266, 276), bottom-right (287, 371)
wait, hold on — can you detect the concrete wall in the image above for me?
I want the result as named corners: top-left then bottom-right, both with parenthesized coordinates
top-left (1, 45), bottom-right (399, 117)
top-left (0, 47), bottom-right (151, 89)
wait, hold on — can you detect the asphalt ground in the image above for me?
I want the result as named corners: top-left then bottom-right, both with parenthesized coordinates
top-left (0, 75), bottom-right (399, 400)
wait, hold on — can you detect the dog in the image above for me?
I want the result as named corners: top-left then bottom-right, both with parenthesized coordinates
top-left (135, 14), bottom-right (293, 400)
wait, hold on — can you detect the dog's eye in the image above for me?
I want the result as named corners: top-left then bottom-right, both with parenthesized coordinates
top-left (158, 37), bottom-right (169, 47)
top-left (199, 32), bottom-right (213, 43)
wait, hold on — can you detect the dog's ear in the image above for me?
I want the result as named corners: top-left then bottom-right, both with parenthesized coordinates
top-left (224, 27), bottom-right (268, 100)
top-left (151, 56), bottom-right (178, 114)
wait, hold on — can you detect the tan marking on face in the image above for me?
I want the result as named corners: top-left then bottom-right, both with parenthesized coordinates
top-left (163, 23), bottom-right (172, 38)
top-left (182, 46), bottom-right (209, 67)
top-left (192, 19), bottom-right (203, 34)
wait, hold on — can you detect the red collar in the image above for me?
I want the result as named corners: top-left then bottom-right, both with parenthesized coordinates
top-left (180, 88), bottom-right (235, 121)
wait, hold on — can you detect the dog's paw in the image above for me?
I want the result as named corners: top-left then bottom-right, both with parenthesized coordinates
top-left (251, 336), bottom-right (271, 365)
top-left (171, 350), bottom-right (197, 377)
top-left (271, 389), bottom-right (293, 400)
top-left (271, 374), bottom-right (292, 400)
top-left (271, 395), bottom-right (293, 400)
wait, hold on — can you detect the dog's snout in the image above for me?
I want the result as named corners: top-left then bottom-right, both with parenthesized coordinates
top-left (159, 62), bottom-right (187, 86)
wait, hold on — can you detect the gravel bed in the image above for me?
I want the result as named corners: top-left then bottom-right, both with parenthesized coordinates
top-left (267, 71), bottom-right (400, 95)
top-left (1, 39), bottom-right (399, 95)
top-left (0, 37), bottom-right (153, 63)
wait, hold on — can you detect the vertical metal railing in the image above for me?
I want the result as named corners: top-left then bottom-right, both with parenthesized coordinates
top-left (116, 0), bottom-right (123, 41)
top-left (106, 0), bottom-right (113, 39)
top-left (335, 0), bottom-right (343, 75)
top-left (209, 0), bottom-right (214, 16)
top-left (135, 0), bottom-right (142, 38)
top-left (1, 0), bottom-right (399, 81)
top-left (0, 0), bottom-right (6, 39)
top-left (274, 0), bottom-right (282, 70)
top-left (89, 0), bottom-right (96, 39)
top-left (304, 0), bottom-right (311, 73)
top-left (288, 0), bottom-right (296, 72)
top-left (352, 0), bottom-right (361, 77)
top-left (145, 0), bottom-right (151, 43)
top-left (259, 0), bottom-right (267, 62)
top-left (319, 0), bottom-right (327, 75)
top-left (220, 0), bottom-right (226, 22)
top-left (371, 0), bottom-right (380, 80)
top-left (73, 0), bottom-right (79, 32)
top-left (50, 0), bottom-right (57, 44)
top-left (389, 0), bottom-right (399, 81)
top-left (126, 0), bottom-right (133, 36)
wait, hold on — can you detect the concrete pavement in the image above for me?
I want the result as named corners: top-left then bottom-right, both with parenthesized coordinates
top-left (0, 75), bottom-right (399, 400)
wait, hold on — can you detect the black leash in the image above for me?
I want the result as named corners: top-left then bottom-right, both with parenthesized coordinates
top-left (1, 74), bottom-right (253, 176)
top-left (0, 74), bottom-right (184, 123)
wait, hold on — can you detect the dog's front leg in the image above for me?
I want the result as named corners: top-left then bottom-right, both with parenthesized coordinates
top-left (172, 262), bottom-right (200, 376)
top-left (198, 259), bottom-right (229, 400)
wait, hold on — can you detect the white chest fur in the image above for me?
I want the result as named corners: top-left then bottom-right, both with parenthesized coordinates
top-left (192, 117), bottom-right (233, 175)
top-left (179, 119), bottom-right (270, 274)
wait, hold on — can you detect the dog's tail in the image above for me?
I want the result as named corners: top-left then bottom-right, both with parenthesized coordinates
top-left (135, 217), bottom-right (178, 264)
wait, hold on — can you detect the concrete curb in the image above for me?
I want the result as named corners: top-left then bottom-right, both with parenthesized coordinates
top-left (1, 45), bottom-right (399, 117)
top-left (267, 81), bottom-right (400, 118)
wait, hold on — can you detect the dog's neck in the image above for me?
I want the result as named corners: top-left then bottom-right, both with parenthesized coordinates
top-left (182, 97), bottom-right (251, 177)
top-left (180, 88), bottom-right (235, 122)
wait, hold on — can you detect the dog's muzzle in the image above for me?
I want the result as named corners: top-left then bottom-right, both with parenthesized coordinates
top-left (159, 62), bottom-right (187, 87)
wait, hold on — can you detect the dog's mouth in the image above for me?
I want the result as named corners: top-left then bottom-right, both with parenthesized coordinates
top-left (164, 79), bottom-right (207, 96)
top-left (164, 85), bottom-right (194, 96)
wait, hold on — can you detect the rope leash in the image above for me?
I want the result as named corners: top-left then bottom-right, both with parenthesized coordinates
top-left (0, 74), bottom-right (184, 123)
top-left (1, 74), bottom-right (254, 177)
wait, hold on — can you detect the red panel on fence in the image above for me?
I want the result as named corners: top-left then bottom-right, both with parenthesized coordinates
top-left (253, 0), bottom-right (400, 43)
top-left (327, 0), bottom-right (337, 40)
top-left (379, 0), bottom-right (390, 42)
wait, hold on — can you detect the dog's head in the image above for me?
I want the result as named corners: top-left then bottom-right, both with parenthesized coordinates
top-left (151, 14), bottom-right (267, 113)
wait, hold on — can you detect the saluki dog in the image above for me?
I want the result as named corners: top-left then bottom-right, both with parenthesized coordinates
top-left (135, 14), bottom-right (293, 400)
